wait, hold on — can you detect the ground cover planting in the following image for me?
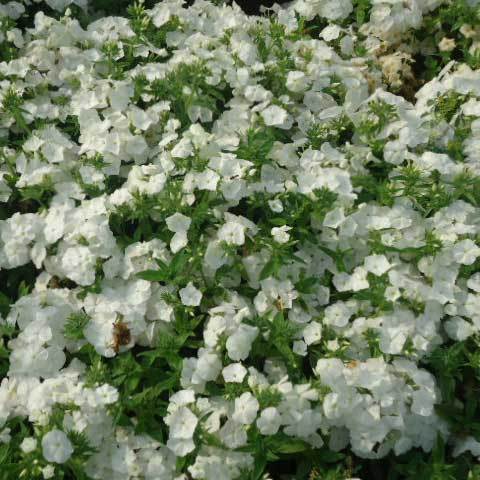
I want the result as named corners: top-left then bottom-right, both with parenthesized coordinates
top-left (1, 0), bottom-right (480, 478)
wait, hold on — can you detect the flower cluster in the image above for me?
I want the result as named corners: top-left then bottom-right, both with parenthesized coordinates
top-left (1, 0), bottom-right (480, 479)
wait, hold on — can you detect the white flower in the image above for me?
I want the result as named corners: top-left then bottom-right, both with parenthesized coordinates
top-left (42, 465), bottom-right (55, 479)
top-left (268, 199), bottom-right (284, 213)
top-left (261, 105), bottom-right (292, 129)
top-left (59, 245), bottom-right (97, 286)
top-left (0, 428), bottom-right (11, 444)
top-left (321, 24), bottom-right (342, 41)
top-left (166, 406), bottom-right (198, 439)
top-left (303, 322), bottom-right (322, 345)
top-left (193, 349), bottom-right (222, 383)
top-left (93, 384), bottom-right (119, 405)
top-left (167, 437), bottom-right (196, 456)
top-left (166, 213), bottom-right (191, 233)
top-left (179, 282), bottom-right (202, 307)
top-left (333, 267), bottom-right (369, 292)
top-left (218, 419), bottom-right (248, 448)
top-left (41, 430), bottom-right (73, 464)
top-left (168, 233), bottom-right (188, 252)
top-left (467, 273), bottom-right (480, 292)
top-left (20, 437), bottom-right (37, 453)
top-left (166, 213), bottom-right (191, 253)
top-left (293, 340), bottom-right (308, 356)
top-left (323, 208), bottom-right (345, 228)
top-left (171, 138), bottom-right (193, 158)
top-left (438, 37), bottom-right (456, 52)
top-left (444, 317), bottom-right (475, 341)
top-left (168, 389), bottom-right (196, 411)
top-left (284, 409), bottom-right (323, 438)
top-left (222, 363), bottom-right (248, 383)
top-left (257, 407), bottom-right (282, 435)
top-left (453, 436), bottom-right (480, 458)
top-left (319, 0), bottom-right (353, 20)
top-left (364, 254), bottom-right (391, 276)
top-left (254, 278), bottom-right (298, 314)
top-left (204, 240), bottom-right (229, 271)
top-left (271, 226), bottom-right (292, 244)
top-left (286, 71), bottom-right (309, 93)
top-left (226, 324), bottom-right (259, 361)
top-left (232, 392), bottom-right (259, 425)
top-left (324, 301), bottom-right (352, 328)
top-left (83, 311), bottom-right (118, 358)
top-left (218, 221), bottom-right (246, 246)
top-left (411, 389), bottom-right (435, 417)
top-left (451, 239), bottom-right (480, 265)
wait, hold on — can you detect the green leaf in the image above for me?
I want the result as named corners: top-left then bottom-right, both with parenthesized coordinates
top-left (269, 438), bottom-right (310, 454)
top-left (251, 455), bottom-right (267, 480)
top-left (63, 311), bottom-right (90, 340)
top-left (0, 292), bottom-right (11, 318)
top-left (260, 256), bottom-right (280, 280)
top-left (169, 249), bottom-right (190, 276)
top-left (269, 217), bottom-right (287, 226)
top-left (0, 444), bottom-right (10, 465)
top-left (295, 276), bottom-right (318, 294)
top-left (137, 269), bottom-right (168, 282)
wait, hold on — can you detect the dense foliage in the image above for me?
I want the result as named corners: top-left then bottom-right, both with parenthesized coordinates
top-left (1, 0), bottom-right (480, 479)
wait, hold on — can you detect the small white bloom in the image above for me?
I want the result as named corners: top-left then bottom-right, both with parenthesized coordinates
top-left (169, 232), bottom-right (188, 253)
top-left (60, 246), bottom-right (97, 286)
top-left (166, 407), bottom-right (198, 439)
top-left (222, 363), bottom-right (248, 383)
top-left (451, 239), bottom-right (480, 265)
top-left (324, 301), bottom-right (352, 328)
top-left (411, 389), bottom-right (435, 417)
top-left (41, 430), bottom-right (73, 464)
top-left (257, 407), bottom-right (282, 435)
top-left (268, 199), bottom-right (284, 213)
top-left (166, 213), bottom-right (191, 233)
top-left (171, 138), bottom-right (193, 158)
top-left (0, 428), bottom-right (11, 444)
top-left (444, 317), bottom-right (475, 341)
top-left (293, 340), bottom-right (308, 356)
top-left (232, 392), bottom-right (259, 425)
top-left (194, 349), bottom-right (222, 382)
top-left (271, 226), bottom-right (292, 244)
top-left (204, 240), bottom-right (229, 271)
top-left (168, 389), bottom-right (196, 411)
top-left (303, 322), bottom-right (322, 345)
top-left (167, 437), bottom-right (196, 456)
top-left (323, 208), bottom-right (345, 229)
top-left (319, 0), bottom-right (353, 20)
top-left (179, 282), bottom-right (202, 307)
top-left (20, 437), bottom-right (37, 453)
top-left (226, 324), bottom-right (259, 361)
top-left (94, 384), bottom-right (119, 405)
top-left (261, 105), bottom-right (292, 129)
top-left (218, 419), bottom-right (248, 448)
top-left (438, 37), bottom-right (456, 52)
top-left (385, 286), bottom-right (401, 302)
top-left (286, 71), bottom-right (309, 93)
top-left (333, 267), bottom-right (369, 292)
top-left (42, 465), bottom-right (55, 479)
top-left (364, 254), bottom-right (391, 276)
top-left (321, 24), bottom-right (342, 41)
top-left (218, 221), bottom-right (246, 246)
top-left (467, 273), bottom-right (480, 292)
top-left (453, 436), bottom-right (480, 458)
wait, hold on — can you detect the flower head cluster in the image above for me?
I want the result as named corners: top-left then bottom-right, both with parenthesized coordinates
top-left (1, 0), bottom-right (480, 479)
